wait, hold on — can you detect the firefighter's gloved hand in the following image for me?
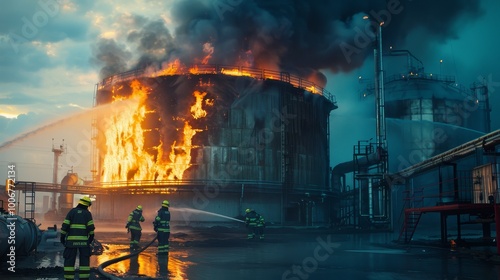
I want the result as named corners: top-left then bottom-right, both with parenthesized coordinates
top-left (88, 234), bottom-right (94, 244)
top-left (60, 234), bottom-right (66, 246)
top-left (154, 226), bottom-right (158, 232)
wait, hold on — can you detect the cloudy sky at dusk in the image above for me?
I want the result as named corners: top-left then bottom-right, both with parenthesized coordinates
top-left (0, 0), bottom-right (499, 183)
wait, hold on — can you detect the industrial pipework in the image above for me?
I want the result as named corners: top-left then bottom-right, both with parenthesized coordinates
top-left (0, 212), bottom-right (41, 258)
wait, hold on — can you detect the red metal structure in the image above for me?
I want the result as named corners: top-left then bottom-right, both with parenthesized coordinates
top-left (394, 130), bottom-right (500, 253)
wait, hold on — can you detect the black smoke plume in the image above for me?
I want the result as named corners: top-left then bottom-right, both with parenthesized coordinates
top-left (90, 38), bottom-right (132, 79)
top-left (91, 0), bottom-right (483, 84)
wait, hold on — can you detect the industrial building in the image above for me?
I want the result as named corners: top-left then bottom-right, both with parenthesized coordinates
top-left (331, 50), bottom-right (498, 248)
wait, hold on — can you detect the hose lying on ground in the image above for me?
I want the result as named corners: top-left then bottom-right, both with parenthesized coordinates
top-left (97, 235), bottom-right (158, 279)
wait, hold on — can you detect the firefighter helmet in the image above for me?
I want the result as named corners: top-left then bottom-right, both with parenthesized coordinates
top-left (79, 196), bottom-right (92, 207)
top-left (162, 200), bottom-right (169, 207)
top-left (136, 205), bottom-right (142, 210)
top-left (245, 208), bottom-right (251, 213)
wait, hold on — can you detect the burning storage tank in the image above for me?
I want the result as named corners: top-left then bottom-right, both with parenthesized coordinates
top-left (93, 65), bottom-right (337, 225)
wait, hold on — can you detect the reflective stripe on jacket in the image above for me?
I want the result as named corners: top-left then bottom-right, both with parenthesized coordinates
top-left (257, 216), bottom-right (265, 227)
top-left (61, 205), bottom-right (95, 247)
top-left (127, 209), bottom-right (145, 230)
top-left (154, 207), bottom-right (170, 232)
top-left (245, 211), bottom-right (260, 227)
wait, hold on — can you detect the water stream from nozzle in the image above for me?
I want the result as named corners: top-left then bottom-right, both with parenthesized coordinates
top-left (174, 207), bottom-right (245, 223)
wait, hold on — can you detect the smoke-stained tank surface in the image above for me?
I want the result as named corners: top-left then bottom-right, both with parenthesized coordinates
top-left (94, 66), bottom-right (337, 192)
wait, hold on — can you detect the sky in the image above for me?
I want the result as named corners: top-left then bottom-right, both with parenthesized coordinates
top-left (0, 0), bottom-right (499, 184)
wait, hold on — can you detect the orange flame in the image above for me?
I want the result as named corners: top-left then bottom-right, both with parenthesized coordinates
top-left (220, 68), bottom-right (253, 77)
top-left (201, 42), bottom-right (214, 64)
top-left (111, 85), bottom-right (125, 100)
top-left (154, 59), bottom-right (183, 77)
top-left (100, 80), bottom-right (210, 183)
top-left (189, 65), bottom-right (200, 74)
top-left (167, 122), bottom-right (201, 180)
top-left (190, 91), bottom-right (208, 119)
top-left (101, 80), bottom-right (153, 182)
top-left (205, 99), bottom-right (214, 106)
top-left (306, 85), bottom-right (318, 94)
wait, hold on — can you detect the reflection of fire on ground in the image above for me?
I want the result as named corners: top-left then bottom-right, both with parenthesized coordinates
top-left (92, 232), bottom-right (191, 279)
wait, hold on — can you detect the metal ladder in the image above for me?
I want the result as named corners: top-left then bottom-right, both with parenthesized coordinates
top-left (23, 182), bottom-right (36, 222)
top-left (398, 187), bottom-right (424, 243)
top-left (398, 211), bottom-right (422, 243)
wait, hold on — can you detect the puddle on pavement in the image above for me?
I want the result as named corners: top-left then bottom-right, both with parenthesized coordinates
top-left (93, 243), bottom-right (191, 279)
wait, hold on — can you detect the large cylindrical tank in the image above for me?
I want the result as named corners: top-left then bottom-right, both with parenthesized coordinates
top-left (94, 70), bottom-right (336, 192)
top-left (0, 214), bottom-right (41, 258)
top-left (59, 172), bottom-right (83, 213)
top-left (382, 74), bottom-right (490, 227)
top-left (382, 74), bottom-right (490, 171)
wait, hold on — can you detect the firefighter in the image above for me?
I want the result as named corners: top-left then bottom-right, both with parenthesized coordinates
top-left (153, 200), bottom-right (171, 255)
top-left (244, 209), bottom-right (260, 239)
top-left (256, 214), bottom-right (266, 240)
top-left (126, 205), bottom-right (145, 250)
top-left (60, 196), bottom-right (95, 280)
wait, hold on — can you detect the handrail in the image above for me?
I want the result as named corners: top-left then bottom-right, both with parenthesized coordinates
top-left (15, 180), bottom-right (332, 195)
top-left (394, 129), bottom-right (500, 178)
top-left (384, 72), bottom-right (456, 84)
top-left (97, 64), bottom-right (336, 105)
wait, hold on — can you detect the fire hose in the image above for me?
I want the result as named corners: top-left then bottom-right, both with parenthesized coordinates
top-left (97, 235), bottom-right (158, 279)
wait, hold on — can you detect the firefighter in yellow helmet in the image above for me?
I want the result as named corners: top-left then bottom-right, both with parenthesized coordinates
top-left (60, 196), bottom-right (95, 280)
top-left (126, 205), bottom-right (145, 250)
top-left (245, 208), bottom-right (263, 240)
top-left (153, 200), bottom-right (171, 254)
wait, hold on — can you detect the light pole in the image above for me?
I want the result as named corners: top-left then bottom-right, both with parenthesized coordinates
top-left (375, 21), bottom-right (386, 165)
top-left (357, 16), bottom-right (389, 227)
top-left (364, 16), bottom-right (387, 174)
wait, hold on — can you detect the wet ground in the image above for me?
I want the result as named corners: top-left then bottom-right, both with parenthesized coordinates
top-left (2, 226), bottom-right (500, 279)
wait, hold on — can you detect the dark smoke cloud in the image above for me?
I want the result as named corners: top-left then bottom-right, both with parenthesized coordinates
top-left (127, 20), bottom-right (177, 69)
top-left (386, 0), bottom-right (483, 43)
top-left (90, 0), bottom-right (483, 84)
top-left (90, 38), bottom-right (132, 79)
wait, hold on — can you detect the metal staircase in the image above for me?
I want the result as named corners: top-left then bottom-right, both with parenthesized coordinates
top-left (398, 187), bottom-right (424, 243)
top-left (398, 211), bottom-right (422, 243)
